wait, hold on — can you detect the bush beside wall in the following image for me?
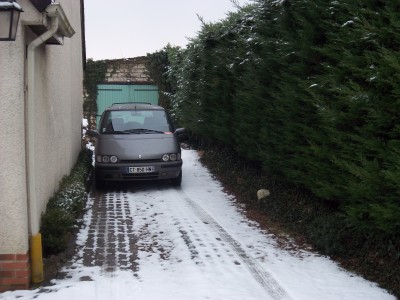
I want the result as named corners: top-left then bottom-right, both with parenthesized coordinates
top-left (40, 149), bottom-right (93, 256)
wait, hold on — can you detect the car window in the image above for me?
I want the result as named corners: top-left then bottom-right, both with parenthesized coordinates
top-left (100, 110), bottom-right (172, 133)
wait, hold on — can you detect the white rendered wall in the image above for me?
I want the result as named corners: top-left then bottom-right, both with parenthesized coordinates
top-left (0, 35), bottom-right (29, 254)
top-left (0, 0), bottom-right (83, 254)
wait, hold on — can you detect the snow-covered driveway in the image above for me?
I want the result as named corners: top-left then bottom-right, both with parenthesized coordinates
top-left (0, 150), bottom-right (395, 300)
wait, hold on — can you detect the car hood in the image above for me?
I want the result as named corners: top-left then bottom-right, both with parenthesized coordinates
top-left (96, 133), bottom-right (180, 160)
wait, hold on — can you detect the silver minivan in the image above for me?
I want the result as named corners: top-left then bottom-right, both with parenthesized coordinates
top-left (88, 103), bottom-right (185, 186)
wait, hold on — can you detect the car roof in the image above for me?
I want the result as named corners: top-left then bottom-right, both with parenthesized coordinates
top-left (106, 102), bottom-right (164, 111)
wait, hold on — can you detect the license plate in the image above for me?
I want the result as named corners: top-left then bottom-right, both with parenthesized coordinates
top-left (127, 166), bottom-right (155, 173)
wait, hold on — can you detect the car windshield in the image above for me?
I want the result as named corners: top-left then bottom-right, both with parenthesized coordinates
top-left (100, 110), bottom-right (172, 134)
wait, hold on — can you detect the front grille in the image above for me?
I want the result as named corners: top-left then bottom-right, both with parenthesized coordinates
top-left (119, 159), bottom-right (161, 164)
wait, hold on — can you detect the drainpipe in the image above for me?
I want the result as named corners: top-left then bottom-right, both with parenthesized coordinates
top-left (26, 3), bottom-right (75, 283)
top-left (26, 10), bottom-right (59, 285)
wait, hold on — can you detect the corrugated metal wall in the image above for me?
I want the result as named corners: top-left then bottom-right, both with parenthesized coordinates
top-left (96, 84), bottom-right (159, 125)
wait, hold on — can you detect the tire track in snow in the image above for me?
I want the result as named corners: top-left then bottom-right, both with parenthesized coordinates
top-left (177, 189), bottom-right (292, 300)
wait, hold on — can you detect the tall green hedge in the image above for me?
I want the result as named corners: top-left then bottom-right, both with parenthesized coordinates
top-left (147, 0), bottom-right (400, 236)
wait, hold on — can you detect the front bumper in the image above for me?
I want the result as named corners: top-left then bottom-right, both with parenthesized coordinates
top-left (95, 160), bottom-right (183, 181)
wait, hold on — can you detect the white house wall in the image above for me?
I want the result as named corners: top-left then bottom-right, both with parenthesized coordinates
top-left (0, 0), bottom-right (83, 258)
top-left (0, 39), bottom-right (29, 253)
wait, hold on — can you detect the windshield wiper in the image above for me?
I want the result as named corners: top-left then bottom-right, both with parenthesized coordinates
top-left (123, 128), bottom-right (165, 134)
top-left (105, 130), bottom-right (130, 134)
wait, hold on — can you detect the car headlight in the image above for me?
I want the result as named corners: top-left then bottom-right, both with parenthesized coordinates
top-left (162, 153), bottom-right (179, 162)
top-left (96, 155), bottom-right (118, 163)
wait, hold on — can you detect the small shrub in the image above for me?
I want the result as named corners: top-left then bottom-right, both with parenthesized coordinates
top-left (47, 182), bottom-right (86, 219)
top-left (40, 148), bottom-right (92, 256)
top-left (41, 208), bottom-right (75, 254)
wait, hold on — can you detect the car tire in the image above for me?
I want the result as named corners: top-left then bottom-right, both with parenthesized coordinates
top-left (171, 171), bottom-right (182, 187)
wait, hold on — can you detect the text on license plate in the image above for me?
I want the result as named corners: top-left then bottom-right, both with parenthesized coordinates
top-left (127, 166), bottom-right (155, 173)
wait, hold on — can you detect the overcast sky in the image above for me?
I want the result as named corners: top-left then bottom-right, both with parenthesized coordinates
top-left (84, 0), bottom-right (253, 60)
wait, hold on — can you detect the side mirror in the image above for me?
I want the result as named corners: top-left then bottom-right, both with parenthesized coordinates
top-left (174, 128), bottom-right (186, 141)
top-left (86, 129), bottom-right (100, 138)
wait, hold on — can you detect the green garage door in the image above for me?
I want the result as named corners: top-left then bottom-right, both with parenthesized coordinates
top-left (96, 84), bottom-right (159, 126)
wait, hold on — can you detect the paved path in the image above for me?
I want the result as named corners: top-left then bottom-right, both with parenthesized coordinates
top-left (80, 190), bottom-right (138, 272)
top-left (13, 150), bottom-right (391, 300)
